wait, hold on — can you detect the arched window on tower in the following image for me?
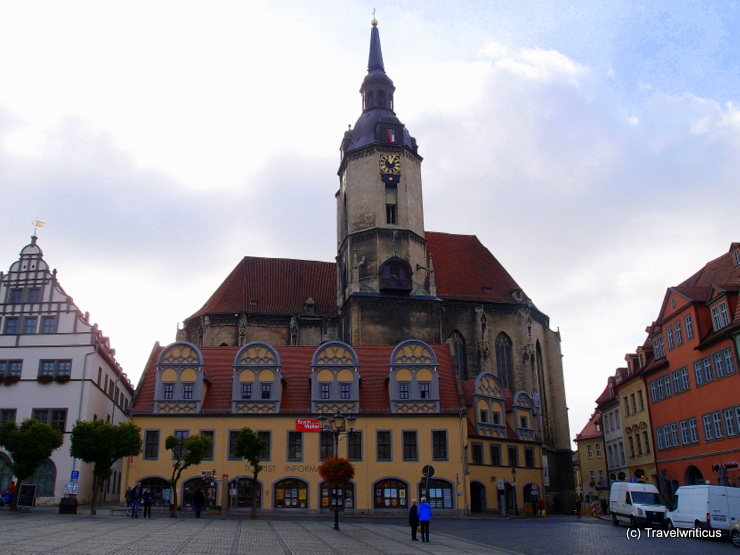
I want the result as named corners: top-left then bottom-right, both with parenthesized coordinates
top-left (449, 331), bottom-right (468, 380)
top-left (365, 91), bottom-right (374, 110)
top-left (378, 257), bottom-right (412, 294)
top-left (495, 333), bottom-right (514, 390)
top-left (378, 90), bottom-right (386, 107)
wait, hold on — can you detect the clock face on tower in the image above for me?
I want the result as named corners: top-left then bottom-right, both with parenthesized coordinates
top-left (379, 153), bottom-right (401, 175)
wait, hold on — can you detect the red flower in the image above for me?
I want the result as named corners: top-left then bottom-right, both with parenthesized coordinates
top-left (318, 457), bottom-right (356, 487)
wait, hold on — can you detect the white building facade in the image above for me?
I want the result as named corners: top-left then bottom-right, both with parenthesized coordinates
top-left (0, 236), bottom-right (133, 505)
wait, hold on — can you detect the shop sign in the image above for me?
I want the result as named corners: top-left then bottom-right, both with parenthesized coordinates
top-left (296, 418), bottom-right (321, 432)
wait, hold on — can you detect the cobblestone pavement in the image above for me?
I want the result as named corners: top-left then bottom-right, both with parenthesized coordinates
top-left (0, 508), bottom-right (518, 555)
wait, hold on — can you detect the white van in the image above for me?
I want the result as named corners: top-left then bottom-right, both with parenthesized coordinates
top-left (667, 485), bottom-right (740, 532)
top-left (609, 482), bottom-right (666, 527)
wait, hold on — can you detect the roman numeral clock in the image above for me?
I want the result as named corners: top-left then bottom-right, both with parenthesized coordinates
top-left (379, 153), bottom-right (401, 186)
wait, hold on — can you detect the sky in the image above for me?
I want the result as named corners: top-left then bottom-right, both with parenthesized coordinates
top-left (1, 0), bottom-right (738, 445)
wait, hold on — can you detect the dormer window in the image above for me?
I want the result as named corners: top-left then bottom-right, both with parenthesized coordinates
top-left (310, 341), bottom-right (360, 414)
top-left (389, 340), bottom-right (440, 414)
top-left (232, 342), bottom-right (282, 413)
top-left (155, 342), bottom-right (204, 413)
top-left (711, 303), bottom-right (730, 331)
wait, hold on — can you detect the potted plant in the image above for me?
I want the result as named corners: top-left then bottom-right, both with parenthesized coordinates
top-left (54, 375), bottom-right (71, 384)
top-left (37, 375), bottom-right (53, 384)
top-left (2, 375), bottom-right (20, 386)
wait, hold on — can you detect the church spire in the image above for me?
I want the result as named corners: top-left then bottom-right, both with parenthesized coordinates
top-left (341, 19), bottom-right (417, 156)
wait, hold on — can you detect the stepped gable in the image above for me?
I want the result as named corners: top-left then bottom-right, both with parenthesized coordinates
top-left (188, 257), bottom-right (336, 320)
top-left (131, 343), bottom-right (462, 415)
top-left (426, 232), bottom-right (529, 303)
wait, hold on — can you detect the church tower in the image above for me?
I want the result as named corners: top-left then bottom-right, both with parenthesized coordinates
top-left (336, 19), bottom-right (434, 344)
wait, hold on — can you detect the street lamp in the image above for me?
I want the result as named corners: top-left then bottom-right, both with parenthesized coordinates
top-left (319, 412), bottom-right (357, 530)
top-left (511, 468), bottom-right (518, 516)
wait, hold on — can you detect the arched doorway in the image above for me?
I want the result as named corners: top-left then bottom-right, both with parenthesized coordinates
top-left (0, 453), bottom-right (13, 492)
top-left (139, 477), bottom-right (170, 508)
top-left (229, 477), bottom-right (261, 510)
top-left (183, 476), bottom-right (218, 511)
top-left (523, 483), bottom-right (540, 515)
top-left (684, 466), bottom-right (704, 485)
top-left (470, 482), bottom-right (486, 513)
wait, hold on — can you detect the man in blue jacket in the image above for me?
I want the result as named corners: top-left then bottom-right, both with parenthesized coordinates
top-left (418, 497), bottom-right (432, 542)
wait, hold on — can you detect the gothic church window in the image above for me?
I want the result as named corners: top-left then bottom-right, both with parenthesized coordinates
top-left (495, 333), bottom-right (514, 390)
top-left (449, 331), bottom-right (468, 380)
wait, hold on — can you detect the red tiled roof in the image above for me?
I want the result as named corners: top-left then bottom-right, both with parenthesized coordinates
top-left (679, 243), bottom-right (740, 288)
top-left (426, 232), bottom-right (529, 303)
top-left (187, 232), bottom-right (531, 322)
top-left (188, 257), bottom-right (337, 319)
top-left (574, 412), bottom-right (602, 441)
top-left (132, 344), bottom-right (463, 416)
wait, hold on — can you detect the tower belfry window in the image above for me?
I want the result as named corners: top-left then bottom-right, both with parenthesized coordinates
top-left (386, 203), bottom-right (397, 224)
top-left (378, 90), bottom-right (386, 107)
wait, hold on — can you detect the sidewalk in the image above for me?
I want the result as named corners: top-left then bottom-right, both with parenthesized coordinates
top-left (1, 506), bottom-right (521, 554)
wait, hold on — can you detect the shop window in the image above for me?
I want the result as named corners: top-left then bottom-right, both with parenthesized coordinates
top-left (374, 478), bottom-right (408, 508)
top-left (274, 478), bottom-right (307, 508)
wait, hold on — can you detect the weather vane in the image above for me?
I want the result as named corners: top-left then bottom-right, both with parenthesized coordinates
top-left (32, 219), bottom-right (45, 237)
top-left (372, 8), bottom-right (377, 26)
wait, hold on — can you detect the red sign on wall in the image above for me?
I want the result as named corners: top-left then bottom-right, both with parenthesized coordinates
top-left (296, 418), bottom-right (321, 432)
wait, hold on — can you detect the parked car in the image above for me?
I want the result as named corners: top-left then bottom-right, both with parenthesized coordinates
top-left (609, 482), bottom-right (666, 527)
top-left (731, 520), bottom-right (740, 547)
top-left (667, 485), bottom-right (740, 533)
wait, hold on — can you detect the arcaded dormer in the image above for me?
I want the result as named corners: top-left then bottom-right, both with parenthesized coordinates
top-left (311, 341), bottom-right (360, 415)
top-left (512, 391), bottom-right (537, 441)
top-left (389, 339), bottom-right (439, 414)
top-left (154, 342), bottom-right (204, 414)
top-left (473, 372), bottom-right (506, 438)
top-left (232, 341), bottom-right (282, 414)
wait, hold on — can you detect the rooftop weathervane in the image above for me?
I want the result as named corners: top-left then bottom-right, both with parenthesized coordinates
top-left (31, 219), bottom-right (45, 237)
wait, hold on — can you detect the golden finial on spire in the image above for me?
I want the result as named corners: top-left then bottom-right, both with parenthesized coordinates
top-left (372, 8), bottom-right (377, 27)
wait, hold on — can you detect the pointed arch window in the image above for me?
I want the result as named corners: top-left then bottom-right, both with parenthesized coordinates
top-left (495, 333), bottom-right (514, 390)
top-left (449, 331), bottom-right (468, 380)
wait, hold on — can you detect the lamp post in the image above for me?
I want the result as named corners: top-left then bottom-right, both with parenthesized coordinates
top-left (511, 468), bottom-right (518, 516)
top-left (319, 412), bottom-right (356, 530)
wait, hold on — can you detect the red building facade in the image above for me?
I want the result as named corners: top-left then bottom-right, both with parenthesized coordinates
top-left (644, 243), bottom-right (740, 498)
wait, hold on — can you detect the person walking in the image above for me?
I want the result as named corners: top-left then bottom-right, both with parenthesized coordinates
top-left (409, 499), bottom-right (419, 541)
top-left (130, 482), bottom-right (144, 518)
top-left (142, 487), bottom-right (154, 519)
top-left (537, 497), bottom-right (546, 517)
top-left (575, 495), bottom-right (582, 518)
top-left (418, 496), bottom-right (432, 542)
top-left (192, 488), bottom-right (206, 518)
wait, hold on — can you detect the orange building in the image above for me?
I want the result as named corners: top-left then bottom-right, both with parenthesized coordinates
top-left (643, 243), bottom-right (740, 498)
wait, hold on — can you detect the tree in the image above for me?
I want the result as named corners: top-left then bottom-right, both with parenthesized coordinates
top-left (233, 427), bottom-right (268, 520)
top-left (70, 420), bottom-right (142, 515)
top-left (165, 433), bottom-right (212, 518)
top-left (0, 419), bottom-right (63, 511)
